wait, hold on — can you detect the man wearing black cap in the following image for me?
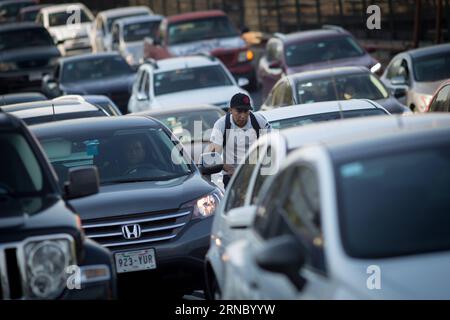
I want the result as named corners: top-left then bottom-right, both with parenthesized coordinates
top-left (209, 92), bottom-right (271, 188)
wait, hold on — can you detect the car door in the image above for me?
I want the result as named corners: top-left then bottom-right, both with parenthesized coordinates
top-left (428, 84), bottom-right (450, 112)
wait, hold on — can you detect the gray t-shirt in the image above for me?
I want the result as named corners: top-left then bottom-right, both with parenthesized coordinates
top-left (210, 112), bottom-right (271, 172)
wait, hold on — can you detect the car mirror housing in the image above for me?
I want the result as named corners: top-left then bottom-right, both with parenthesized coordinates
top-left (393, 87), bottom-right (407, 99)
top-left (64, 166), bottom-right (99, 200)
top-left (198, 152), bottom-right (223, 176)
top-left (255, 235), bottom-right (307, 291)
top-left (226, 205), bottom-right (257, 229)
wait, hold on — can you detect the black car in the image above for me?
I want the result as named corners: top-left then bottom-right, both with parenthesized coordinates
top-left (1, 99), bottom-right (111, 125)
top-left (0, 111), bottom-right (116, 299)
top-left (0, 92), bottom-right (47, 105)
top-left (42, 53), bottom-right (135, 114)
top-left (0, 0), bottom-right (36, 24)
top-left (0, 23), bottom-right (61, 93)
top-left (31, 116), bottom-right (223, 297)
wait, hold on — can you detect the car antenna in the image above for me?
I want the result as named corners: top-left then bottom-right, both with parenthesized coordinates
top-left (52, 103), bottom-right (56, 121)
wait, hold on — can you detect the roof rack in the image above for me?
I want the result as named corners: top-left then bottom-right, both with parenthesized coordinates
top-left (143, 58), bottom-right (159, 69)
top-left (322, 25), bottom-right (346, 33)
top-left (53, 95), bottom-right (85, 103)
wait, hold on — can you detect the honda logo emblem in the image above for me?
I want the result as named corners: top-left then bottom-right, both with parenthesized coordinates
top-left (121, 224), bottom-right (142, 239)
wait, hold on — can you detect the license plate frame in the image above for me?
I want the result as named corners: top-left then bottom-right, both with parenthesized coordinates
top-left (114, 248), bottom-right (156, 273)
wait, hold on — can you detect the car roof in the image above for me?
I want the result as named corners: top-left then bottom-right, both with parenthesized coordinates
top-left (31, 116), bottom-right (162, 138)
top-left (0, 22), bottom-right (43, 32)
top-left (167, 10), bottom-right (225, 24)
top-left (0, 112), bottom-right (24, 131)
top-left (98, 6), bottom-right (152, 18)
top-left (113, 14), bottom-right (163, 27)
top-left (60, 52), bottom-right (122, 64)
top-left (277, 28), bottom-right (350, 45)
top-left (405, 43), bottom-right (450, 59)
top-left (132, 104), bottom-right (225, 117)
top-left (280, 113), bottom-right (450, 151)
top-left (288, 66), bottom-right (369, 82)
top-left (1, 100), bottom-right (101, 114)
top-left (149, 55), bottom-right (220, 72)
top-left (40, 3), bottom-right (88, 14)
top-left (1, 92), bottom-right (47, 105)
top-left (259, 99), bottom-right (384, 122)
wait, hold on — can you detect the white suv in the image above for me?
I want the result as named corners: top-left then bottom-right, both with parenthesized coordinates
top-left (36, 3), bottom-right (94, 56)
top-left (128, 55), bottom-right (251, 113)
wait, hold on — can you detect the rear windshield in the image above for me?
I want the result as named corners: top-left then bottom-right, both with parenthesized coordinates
top-left (269, 109), bottom-right (387, 130)
top-left (336, 143), bottom-right (450, 258)
top-left (413, 52), bottom-right (450, 82)
top-left (285, 36), bottom-right (365, 67)
top-left (0, 27), bottom-right (54, 50)
top-left (48, 9), bottom-right (92, 26)
top-left (123, 21), bottom-right (161, 42)
top-left (107, 12), bottom-right (148, 32)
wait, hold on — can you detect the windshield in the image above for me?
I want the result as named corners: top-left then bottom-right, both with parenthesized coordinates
top-left (123, 21), bottom-right (160, 42)
top-left (38, 128), bottom-right (192, 187)
top-left (155, 109), bottom-right (224, 143)
top-left (285, 36), bottom-right (365, 67)
top-left (48, 9), bottom-right (92, 27)
top-left (107, 13), bottom-right (148, 32)
top-left (413, 52), bottom-right (450, 82)
top-left (0, 28), bottom-right (54, 51)
top-left (269, 109), bottom-right (387, 130)
top-left (336, 143), bottom-right (450, 258)
top-left (0, 132), bottom-right (51, 197)
top-left (61, 56), bottom-right (132, 83)
top-left (0, 1), bottom-right (34, 19)
top-left (295, 73), bottom-right (389, 104)
top-left (154, 65), bottom-right (233, 96)
top-left (168, 16), bottom-right (239, 45)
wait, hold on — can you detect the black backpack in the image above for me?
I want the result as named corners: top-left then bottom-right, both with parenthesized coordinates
top-left (222, 112), bottom-right (261, 147)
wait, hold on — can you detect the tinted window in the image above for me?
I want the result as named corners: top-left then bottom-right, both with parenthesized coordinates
top-left (0, 28), bottom-right (53, 50)
top-left (0, 1), bottom-right (34, 19)
top-left (168, 16), bottom-right (238, 45)
top-left (269, 109), bottom-right (388, 130)
top-left (336, 143), bottom-right (450, 258)
top-left (429, 85), bottom-right (450, 112)
top-left (295, 73), bottom-right (389, 104)
top-left (48, 9), bottom-right (92, 26)
top-left (39, 128), bottom-right (192, 187)
top-left (61, 56), bottom-right (132, 83)
top-left (153, 65), bottom-right (232, 96)
top-left (123, 21), bottom-right (161, 42)
top-left (413, 52), bottom-right (450, 82)
top-left (285, 36), bottom-right (364, 67)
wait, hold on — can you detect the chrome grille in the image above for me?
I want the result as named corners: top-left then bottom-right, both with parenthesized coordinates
top-left (82, 210), bottom-right (192, 249)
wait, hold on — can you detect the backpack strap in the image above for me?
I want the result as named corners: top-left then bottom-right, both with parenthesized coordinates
top-left (223, 112), bottom-right (231, 148)
top-left (249, 112), bottom-right (261, 139)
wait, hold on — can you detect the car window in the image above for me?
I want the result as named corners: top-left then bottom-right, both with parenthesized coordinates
top-left (139, 72), bottom-right (150, 99)
top-left (224, 148), bottom-right (259, 212)
top-left (429, 85), bottom-right (450, 112)
top-left (271, 80), bottom-right (287, 107)
top-left (251, 146), bottom-right (274, 204)
top-left (0, 27), bottom-right (54, 51)
top-left (280, 81), bottom-right (294, 106)
top-left (413, 52), bottom-right (450, 82)
top-left (123, 21), bottom-right (161, 42)
top-left (48, 9), bottom-right (92, 27)
top-left (386, 58), bottom-right (402, 79)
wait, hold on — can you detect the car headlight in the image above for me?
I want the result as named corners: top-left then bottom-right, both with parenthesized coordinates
top-left (182, 190), bottom-right (223, 219)
top-left (238, 49), bottom-right (254, 63)
top-left (370, 62), bottom-right (382, 73)
top-left (0, 62), bottom-right (17, 72)
top-left (24, 237), bottom-right (75, 299)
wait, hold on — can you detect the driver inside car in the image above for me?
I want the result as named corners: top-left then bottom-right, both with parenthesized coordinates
top-left (123, 136), bottom-right (150, 175)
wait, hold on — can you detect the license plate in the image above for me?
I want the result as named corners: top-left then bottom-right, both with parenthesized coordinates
top-left (115, 249), bottom-right (156, 273)
top-left (29, 72), bottom-right (42, 81)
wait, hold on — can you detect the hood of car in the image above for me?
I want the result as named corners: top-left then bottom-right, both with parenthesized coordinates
top-left (69, 173), bottom-right (215, 220)
top-left (49, 22), bottom-right (92, 41)
top-left (168, 36), bottom-right (246, 56)
top-left (0, 45), bottom-right (60, 63)
top-left (286, 54), bottom-right (376, 75)
top-left (153, 85), bottom-right (247, 109)
top-left (62, 74), bottom-right (134, 95)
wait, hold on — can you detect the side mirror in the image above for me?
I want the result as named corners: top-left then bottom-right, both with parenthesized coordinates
top-left (226, 205), bottom-right (257, 229)
top-left (255, 235), bottom-right (307, 291)
top-left (391, 75), bottom-right (407, 86)
top-left (136, 92), bottom-right (149, 102)
top-left (198, 152), bottom-right (223, 175)
top-left (393, 87), bottom-right (407, 99)
top-left (237, 77), bottom-right (250, 88)
top-left (64, 166), bottom-right (99, 200)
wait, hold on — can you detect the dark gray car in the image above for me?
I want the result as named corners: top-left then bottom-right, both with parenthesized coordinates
top-left (261, 66), bottom-right (410, 114)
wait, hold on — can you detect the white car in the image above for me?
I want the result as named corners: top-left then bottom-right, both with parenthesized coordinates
top-left (221, 113), bottom-right (450, 300)
top-left (111, 15), bottom-right (163, 68)
top-left (128, 55), bottom-right (251, 113)
top-left (90, 6), bottom-right (153, 53)
top-left (36, 3), bottom-right (94, 56)
top-left (205, 99), bottom-right (390, 299)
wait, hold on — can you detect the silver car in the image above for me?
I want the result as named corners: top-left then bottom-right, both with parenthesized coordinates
top-left (380, 43), bottom-right (450, 113)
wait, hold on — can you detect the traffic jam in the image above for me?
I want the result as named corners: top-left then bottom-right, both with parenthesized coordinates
top-left (0, 0), bottom-right (449, 302)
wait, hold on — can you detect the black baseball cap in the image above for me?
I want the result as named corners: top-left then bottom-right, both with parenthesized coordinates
top-left (230, 93), bottom-right (253, 111)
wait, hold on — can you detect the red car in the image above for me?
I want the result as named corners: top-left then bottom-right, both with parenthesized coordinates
top-left (143, 10), bottom-right (256, 89)
top-left (427, 80), bottom-right (450, 112)
top-left (258, 26), bottom-right (380, 99)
